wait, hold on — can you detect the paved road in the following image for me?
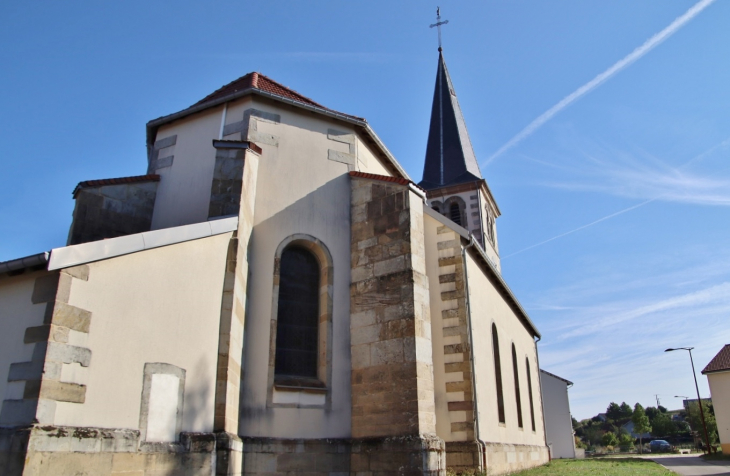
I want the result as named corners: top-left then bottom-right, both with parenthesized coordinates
top-left (652, 455), bottom-right (730, 476)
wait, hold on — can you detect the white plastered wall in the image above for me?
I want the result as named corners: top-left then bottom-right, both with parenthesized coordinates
top-left (148, 93), bottom-right (397, 438)
top-left (424, 213), bottom-right (453, 441)
top-left (53, 233), bottom-right (231, 432)
top-left (707, 371), bottom-right (730, 451)
top-left (0, 274), bottom-right (47, 402)
top-left (150, 96), bottom-right (391, 234)
top-left (150, 99), bottom-right (252, 230)
top-left (233, 98), bottom-right (393, 438)
top-left (465, 251), bottom-right (545, 446)
top-left (540, 371), bottom-right (576, 458)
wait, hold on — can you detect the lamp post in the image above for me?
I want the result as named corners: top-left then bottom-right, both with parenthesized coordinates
top-left (665, 347), bottom-right (711, 453)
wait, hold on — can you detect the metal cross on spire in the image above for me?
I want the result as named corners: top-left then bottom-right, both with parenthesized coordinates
top-left (429, 7), bottom-right (449, 51)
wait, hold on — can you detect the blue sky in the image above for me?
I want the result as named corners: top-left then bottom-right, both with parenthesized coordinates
top-left (1, 1), bottom-right (728, 419)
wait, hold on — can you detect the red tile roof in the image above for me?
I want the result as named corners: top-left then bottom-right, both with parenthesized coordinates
top-left (73, 174), bottom-right (160, 198)
top-left (702, 344), bottom-right (730, 374)
top-left (191, 72), bottom-right (364, 121)
top-left (349, 171), bottom-right (425, 193)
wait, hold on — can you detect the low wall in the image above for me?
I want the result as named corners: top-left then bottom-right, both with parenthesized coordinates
top-left (0, 425), bottom-right (242, 476)
top-left (242, 435), bottom-right (446, 475)
top-left (445, 440), bottom-right (549, 475)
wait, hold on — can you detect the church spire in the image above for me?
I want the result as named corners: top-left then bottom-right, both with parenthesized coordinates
top-left (419, 49), bottom-right (483, 190)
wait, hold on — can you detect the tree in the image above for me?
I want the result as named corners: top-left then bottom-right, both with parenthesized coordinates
top-left (606, 402), bottom-right (622, 421)
top-left (651, 412), bottom-right (676, 437)
top-left (632, 403), bottom-right (652, 454)
top-left (686, 401), bottom-right (719, 445)
top-left (619, 433), bottom-right (634, 452)
top-left (602, 431), bottom-right (618, 447)
top-left (619, 402), bottom-right (633, 420)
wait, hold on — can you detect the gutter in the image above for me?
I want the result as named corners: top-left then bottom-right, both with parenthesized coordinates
top-left (146, 88), bottom-right (412, 181)
top-left (461, 234), bottom-right (488, 470)
top-left (0, 252), bottom-right (49, 274)
top-left (534, 335), bottom-right (551, 459)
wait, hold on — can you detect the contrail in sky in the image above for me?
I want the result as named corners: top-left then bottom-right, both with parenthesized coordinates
top-left (503, 135), bottom-right (730, 259)
top-left (484, 0), bottom-right (716, 165)
top-left (501, 199), bottom-right (656, 260)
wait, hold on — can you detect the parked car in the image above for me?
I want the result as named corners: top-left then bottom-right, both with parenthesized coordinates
top-left (650, 440), bottom-right (672, 453)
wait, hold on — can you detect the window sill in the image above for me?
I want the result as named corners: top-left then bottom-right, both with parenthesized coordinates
top-left (274, 375), bottom-right (327, 393)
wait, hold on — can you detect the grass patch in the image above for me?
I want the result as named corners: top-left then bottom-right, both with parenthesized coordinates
top-left (508, 458), bottom-right (676, 475)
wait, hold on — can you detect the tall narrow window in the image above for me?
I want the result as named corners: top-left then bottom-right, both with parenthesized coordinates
top-left (512, 344), bottom-right (523, 428)
top-left (526, 358), bottom-right (536, 431)
top-left (449, 203), bottom-right (462, 226)
top-left (275, 246), bottom-right (320, 378)
top-left (492, 324), bottom-right (505, 424)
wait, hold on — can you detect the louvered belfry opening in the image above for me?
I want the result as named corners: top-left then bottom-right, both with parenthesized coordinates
top-left (449, 203), bottom-right (461, 226)
top-left (275, 246), bottom-right (320, 378)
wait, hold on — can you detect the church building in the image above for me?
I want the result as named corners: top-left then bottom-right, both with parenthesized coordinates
top-left (0, 48), bottom-right (549, 475)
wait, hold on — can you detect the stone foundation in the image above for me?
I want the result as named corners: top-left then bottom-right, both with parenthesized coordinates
top-left (0, 425), bottom-right (242, 476)
top-left (445, 440), bottom-right (548, 475)
top-left (241, 435), bottom-right (445, 476)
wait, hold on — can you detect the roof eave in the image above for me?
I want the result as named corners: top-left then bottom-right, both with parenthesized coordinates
top-left (540, 369), bottom-right (574, 386)
top-left (0, 252), bottom-right (50, 275)
top-left (423, 207), bottom-right (540, 338)
top-left (145, 88), bottom-right (411, 182)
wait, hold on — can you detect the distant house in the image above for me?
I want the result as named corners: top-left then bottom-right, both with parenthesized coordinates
top-left (540, 370), bottom-right (580, 459)
top-left (701, 344), bottom-right (730, 454)
top-left (621, 421), bottom-right (651, 439)
top-left (596, 413), bottom-right (608, 422)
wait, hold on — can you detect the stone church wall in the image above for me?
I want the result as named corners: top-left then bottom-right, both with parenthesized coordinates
top-left (68, 180), bottom-right (158, 245)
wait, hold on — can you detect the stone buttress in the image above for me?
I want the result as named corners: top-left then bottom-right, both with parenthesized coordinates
top-left (349, 172), bottom-right (446, 475)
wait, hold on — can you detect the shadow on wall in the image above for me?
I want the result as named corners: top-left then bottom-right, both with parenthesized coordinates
top-left (239, 175), bottom-right (352, 438)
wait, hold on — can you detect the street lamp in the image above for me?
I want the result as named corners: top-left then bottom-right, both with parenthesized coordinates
top-left (665, 347), bottom-right (711, 453)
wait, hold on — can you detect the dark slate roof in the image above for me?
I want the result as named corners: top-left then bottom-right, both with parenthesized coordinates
top-left (702, 344), bottom-right (730, 374)
top-left (419, 51), bottom-right (483, 190)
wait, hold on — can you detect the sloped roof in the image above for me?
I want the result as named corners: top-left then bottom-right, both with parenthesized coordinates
top-left (702, 344), bottom-right (730, 374)
top-left (73, 174), bottom-right (160, 198)
top-left (146, 72), bottom-right (410, 180)
top-left (420, 51), bottom-right (483, 190)
top-left (540, 369), bottom-right (573, 386)
top-left (192, 72), bottom-right (326, 110)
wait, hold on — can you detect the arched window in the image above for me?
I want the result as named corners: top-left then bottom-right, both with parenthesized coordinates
top-left (449, 203), bottom-right (462, 226)
top-left (526, 358), bottom-right (536, 431)
top-left (275, 246), bottom-right (320, 378)
top-left (492, 323), bottom-right (505, 424)
top-left (512, 344), bottom-right (523, 428)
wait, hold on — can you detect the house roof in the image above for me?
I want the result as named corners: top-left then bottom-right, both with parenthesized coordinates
top-left (72, 174), bottom-right (160, 198)
top-left (420, 51), bottom-right (483, 191)
top-left (540, 369), bottom-right (573, 386)
top-left (702, 344), bottom-right (730, 374)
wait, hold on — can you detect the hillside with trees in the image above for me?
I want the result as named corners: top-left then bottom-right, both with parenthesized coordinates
top-left (572, 400), bottom-right (719, 452)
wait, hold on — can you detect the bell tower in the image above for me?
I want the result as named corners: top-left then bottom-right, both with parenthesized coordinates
top-left (419, 42), bottom-right (501, 270)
